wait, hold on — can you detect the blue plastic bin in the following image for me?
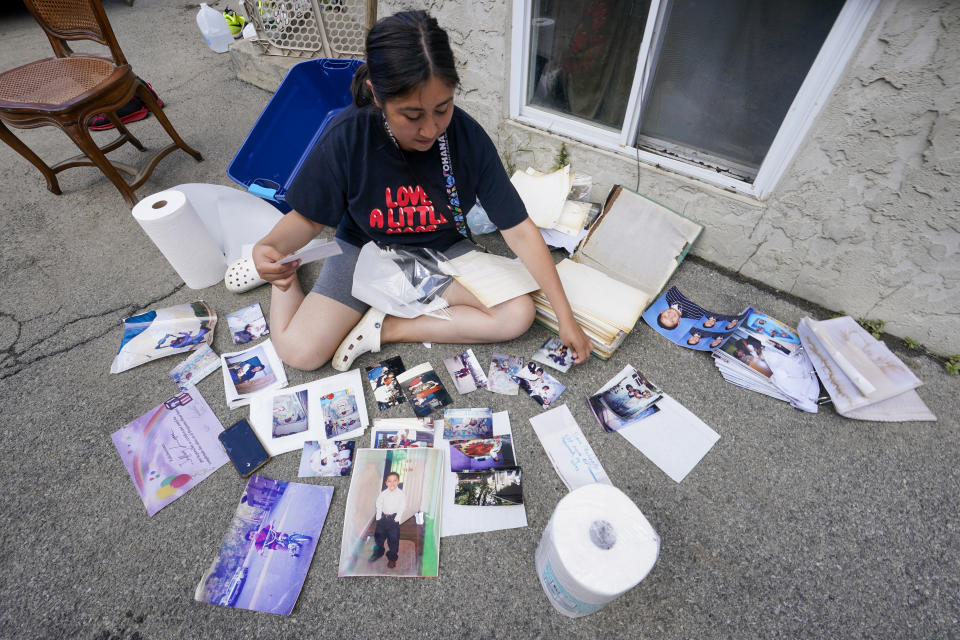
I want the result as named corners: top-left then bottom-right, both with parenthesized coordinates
top-left (228, 57), bottom-right (363, 212)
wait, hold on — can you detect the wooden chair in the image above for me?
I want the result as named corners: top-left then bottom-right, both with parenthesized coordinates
top-left (0, 0), bottom-right (202, 206)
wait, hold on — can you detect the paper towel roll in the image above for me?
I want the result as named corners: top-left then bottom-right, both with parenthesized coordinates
top-left (133, 190), bottom-right (227, 289)
top-left (535, 483), bottom-right (660, 618)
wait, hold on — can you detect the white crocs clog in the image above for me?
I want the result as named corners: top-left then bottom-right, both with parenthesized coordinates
top-left (224, 257), bottom-right (267, 293)
top-left (332, 308), bottom-right (386, 371)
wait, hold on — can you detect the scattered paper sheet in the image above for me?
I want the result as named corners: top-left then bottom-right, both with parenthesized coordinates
top-left (444, 251), bottom-right (539, 309)
top-left (247, 369), bottom-right (368, 456)
top-left (510, 165), bottom-right (571, 229)
top-left (616, 393), bottom-right (720, 482)
top-left (529, 404), bottom-right (611, 490)
top-left (441, 411), bottom-right (528, 537)
top-left (276, 239), bottom-right (342, 265)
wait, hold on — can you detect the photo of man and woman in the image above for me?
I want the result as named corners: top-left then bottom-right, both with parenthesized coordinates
top-left (364, 357), bottom-right (406, 411)
top-left (396, 363), bottom-right (453, 417)
top-left (224, 345), bottom-right (277, 396)
top-left (372, 425), bottom-right (436, 449)
top-left (442, 349), bottom-right (488, 394)
top-left (513, 361), bottom-right (566, 409)
top-left (338, 448), bottom-right (443, 578)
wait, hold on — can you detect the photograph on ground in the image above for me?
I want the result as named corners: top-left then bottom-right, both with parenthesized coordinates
top-left (227, 303), bottom-right (270, 344)
top-left (449, 435), bottom-right (515, 472)
top-left (195, 475), bottom-right (333, 615)
top-left (224, 344), bottom-right (278, 396)
top-left (272, 390), bottom-right (309, 439)
top-left (442, 349), bottom-right (488, 394)
top-left (169, 344), bottom-right (221, 391)
top-left (587, 365), bottom-right (664, 433)
top-left (442, 408), bottom-right (494, 440)
top-left (298, 440), bottom-right (355, 477)
top-left (487, 353), bottom-right (522, 395)
top-left (339, 448), bottom-right (444, 578)
top-left (642, 286), bottom-right (750, 350)
top-left (515, 364), bottom-right (566, 409)
top-left (454, 468), bottom-right (523, 506)
top-left (364, 357), bottom-right (406, 410)
top-left (531, 337), bottom-right (573, 373)
top-left (321, 389), bottom-right (363, 440)
top-left (396, 363), bottom-right (453, 417)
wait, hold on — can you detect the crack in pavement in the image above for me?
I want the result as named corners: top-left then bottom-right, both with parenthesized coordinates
top-left (0, 284), bottom-right (186, 382)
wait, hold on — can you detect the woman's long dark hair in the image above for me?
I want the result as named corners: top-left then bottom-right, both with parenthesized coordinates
top-left (350, 10), bottom-right (459, 107)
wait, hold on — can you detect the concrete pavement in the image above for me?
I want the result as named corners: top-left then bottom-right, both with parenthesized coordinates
top-left (0, 1), bottom-right (957, 638)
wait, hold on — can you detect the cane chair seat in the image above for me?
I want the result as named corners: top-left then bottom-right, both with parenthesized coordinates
top-left (0, 56), bottom-right (118, 108)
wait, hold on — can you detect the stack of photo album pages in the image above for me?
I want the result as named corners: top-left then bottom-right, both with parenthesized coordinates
top-left (442, 185), bottom-right (704, 359)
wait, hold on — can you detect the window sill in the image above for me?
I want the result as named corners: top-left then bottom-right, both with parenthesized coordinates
top-left (502, 118), bottom-right (766, 208)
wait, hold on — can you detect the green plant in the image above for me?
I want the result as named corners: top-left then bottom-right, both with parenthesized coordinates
top-left (857, 317), bottom-right (885, 339)
top-left (903, 337), bottom-right (920, 351)
top-left (552, 141), bottom-right (570, 171)
top-left (946, 355), bottom-right (960, 376)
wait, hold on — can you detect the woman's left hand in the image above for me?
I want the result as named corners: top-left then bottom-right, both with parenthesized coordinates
top-left (559, 322), bottom-right (593, 365)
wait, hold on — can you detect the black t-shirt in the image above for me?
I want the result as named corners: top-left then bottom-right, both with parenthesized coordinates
top-left (285, 103), bottom-right (528, 251)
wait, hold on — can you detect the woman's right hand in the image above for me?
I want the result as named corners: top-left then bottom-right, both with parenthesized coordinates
top-left (252, 242), bottom-right (301, 291)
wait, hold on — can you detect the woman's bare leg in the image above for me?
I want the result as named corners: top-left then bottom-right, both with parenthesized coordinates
top-left (379, 281), bottom-right (535, 345)
top-left (268, 282), bottom-right (362, 371)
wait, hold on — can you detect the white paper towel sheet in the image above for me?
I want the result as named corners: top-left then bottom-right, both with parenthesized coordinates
top-left (536, 483), bottom-right (659, 618)
top-left (133, 184), bottom-right (285, 289)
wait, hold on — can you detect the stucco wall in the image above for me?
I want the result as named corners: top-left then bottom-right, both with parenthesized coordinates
top-left (378, 0), bottom-right (959, 355)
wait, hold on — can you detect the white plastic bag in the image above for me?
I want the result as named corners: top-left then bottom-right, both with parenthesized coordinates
top-left (351, 242), bottom-right (453, 320)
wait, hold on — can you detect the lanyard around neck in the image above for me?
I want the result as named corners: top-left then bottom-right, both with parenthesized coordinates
top-left (382, 113), bottom-right (470, 239)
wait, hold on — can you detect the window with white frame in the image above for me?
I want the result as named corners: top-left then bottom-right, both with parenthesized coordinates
top-left (510, 0), bottom-right (878, 198)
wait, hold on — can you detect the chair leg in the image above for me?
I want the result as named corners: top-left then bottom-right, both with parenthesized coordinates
top-left (0, 120), bottom-right (62, 195)
top-left (105, 111), bottom-right (145, 151)
top-left (63, 122), bottom-right (138, 206)
top-left (136, 83), bottom-right (203, 162)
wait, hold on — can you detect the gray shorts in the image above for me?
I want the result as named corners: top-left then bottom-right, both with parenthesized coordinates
top-left (310, 238), bottom-right (479, 313)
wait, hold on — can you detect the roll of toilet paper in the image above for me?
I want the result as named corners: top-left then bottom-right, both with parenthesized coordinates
top-left (535, 483), bottom-right (660, 618)
top-left (133, 190), bottom-right (226, 289)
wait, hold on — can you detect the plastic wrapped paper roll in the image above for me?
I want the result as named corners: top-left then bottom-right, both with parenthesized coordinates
top-left (132, 190), bottom-right (226, 289)
top-left (535, 483), bottom-right (660, 618)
